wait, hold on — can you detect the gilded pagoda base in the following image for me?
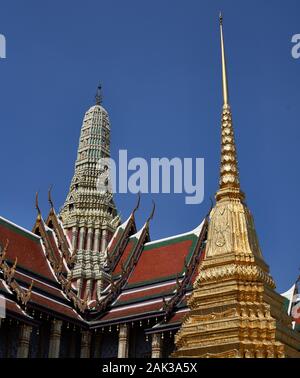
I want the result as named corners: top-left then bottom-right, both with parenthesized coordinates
top-left (172, 193), bottom-right (300, 358)
top-left (172, 277), bottom-right (300, 358)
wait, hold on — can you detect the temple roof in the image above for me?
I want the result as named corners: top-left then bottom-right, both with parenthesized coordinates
top-left (0, 215), bottom-right (84, 324)
top-left (0, 206), bottom-right (208, 332)
top-left (88, 218), bottom-right (207, 328)
top-left (1, 203), bottom-right (299, 334)
top-left (124, 224), bottom-right (203, 289)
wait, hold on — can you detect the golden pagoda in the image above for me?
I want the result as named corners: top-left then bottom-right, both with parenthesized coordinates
top-left (172, 14), bottom-right (300, 358)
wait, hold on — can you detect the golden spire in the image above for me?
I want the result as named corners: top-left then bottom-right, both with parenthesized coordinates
top-left (216, 12), bottom-right (244, 201)
top-left (219, 12), bottom-right (228, 106)
top-left (173, 14), bottom-right (299, 360)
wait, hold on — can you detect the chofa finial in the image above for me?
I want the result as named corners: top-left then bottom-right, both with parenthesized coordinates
top-left (48, 185), bottom-right (54, 210)
top-left (132, 192), bottom-right (141, 217)
top-left (146, 200), bottom-right (156, 224)
top-left (35, 192), bottom-right (41, 219)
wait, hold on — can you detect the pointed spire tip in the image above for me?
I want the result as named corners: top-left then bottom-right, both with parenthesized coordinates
top-left (95, 83), bottom-right (103, 105)
top-left (219, 10), bottom-right (228, 106)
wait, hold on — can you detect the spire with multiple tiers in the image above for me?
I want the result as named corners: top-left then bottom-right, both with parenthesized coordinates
top-left (60, 86), bottom-right (120, 299)
top-left (173, 14), bottom-right (300, 358)
top-left (217, 12), bottom-right (243, 201)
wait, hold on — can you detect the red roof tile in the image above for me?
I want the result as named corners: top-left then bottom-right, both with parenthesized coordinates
top-left (116, 282), bottom-right (176, 305)
top-left (14, 270), bottom-right (66, 300)
top-left (166, 309), bottom-right (189, 324)
top-left (29, 291), bottom-right (82, 320)
top-left (5, 298), bottom-right (33, 319)
top-left (126, 234), bottom-right (197, 288)
top-left (100, 300), bottom-right (163, 322)
top-left (0, 217), bottom-right (57, 282)
top-left (113, 237), bottom-right (138, 276)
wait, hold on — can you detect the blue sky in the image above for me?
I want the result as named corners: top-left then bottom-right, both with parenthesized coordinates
top-left (0, 0), bottom-right (299, 292)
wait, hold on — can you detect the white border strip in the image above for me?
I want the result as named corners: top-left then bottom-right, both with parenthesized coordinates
top-left (109, 296), bottom-right (173, 314)
top-left (120, 279), bottom-right (178, 296)
top-left (145, 219), bottom-right (205, 246)
top-left (0, 216), bottom-right (40, 240)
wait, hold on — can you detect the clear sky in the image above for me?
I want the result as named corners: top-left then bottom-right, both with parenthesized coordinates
top-left (0, 0), bottom-right (299, 292)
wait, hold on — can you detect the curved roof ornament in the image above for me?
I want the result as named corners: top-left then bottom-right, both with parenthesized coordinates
top-left (132, 192), bottom-right (141, 217)
top-left (35, 192), bottom-right (41, 219)
top-left (0, 239), bottom-right (8, 266)
top-left (48, 185), bottom-right (54, 210)
top-left (146, 200), bottom-right (156, 224)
